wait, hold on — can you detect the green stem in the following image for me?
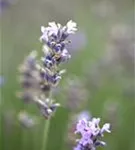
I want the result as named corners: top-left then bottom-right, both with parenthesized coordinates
top-left (41, 119), bottom-right (50, 150)
top-left (22, 129), bottom-right (27, 150)
top-left (41, 89), bottom-right (52, 150)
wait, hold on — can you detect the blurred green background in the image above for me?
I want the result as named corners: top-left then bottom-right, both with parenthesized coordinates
top-left (0, 0), bottom-right (134, 150)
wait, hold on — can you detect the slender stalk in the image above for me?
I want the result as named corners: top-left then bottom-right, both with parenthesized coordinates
top-left (41, 91), bottom-right (51, 150)
top-left (22, 129), bottom-right (27, 150)
top-left (41, 119), bottom-right (50, 150)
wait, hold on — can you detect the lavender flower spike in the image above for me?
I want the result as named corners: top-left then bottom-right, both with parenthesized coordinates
top-left (18, 21), bottom-right (77, 119)
top-left (74, 117), bottom-right (111, 150)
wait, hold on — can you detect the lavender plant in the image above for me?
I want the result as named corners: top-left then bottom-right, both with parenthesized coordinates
top-left (74, 118), bottom-right (111, 150)
top-left (18, 20), bottom-right (111, 150)
top-left (18, 20), bottom-right (77, 119)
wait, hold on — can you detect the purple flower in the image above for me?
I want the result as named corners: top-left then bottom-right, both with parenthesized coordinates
top-left (74, 117), bottom-right (111, 150)
top-left (75, 118), bottom-right (88, 134)
top-left (40, 20), bottom-right (77, 42)
top-left (100, 123), bottom-right (111, 135)
top-left (40, 20), bottom-right (77, 52)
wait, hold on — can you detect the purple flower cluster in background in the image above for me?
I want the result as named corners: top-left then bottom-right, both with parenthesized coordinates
top-left (74, 118), bottom-right (111, 150)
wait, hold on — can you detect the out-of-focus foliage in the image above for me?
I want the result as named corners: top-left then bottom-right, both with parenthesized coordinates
top-left (0, 0), bottom-right (134, 150)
